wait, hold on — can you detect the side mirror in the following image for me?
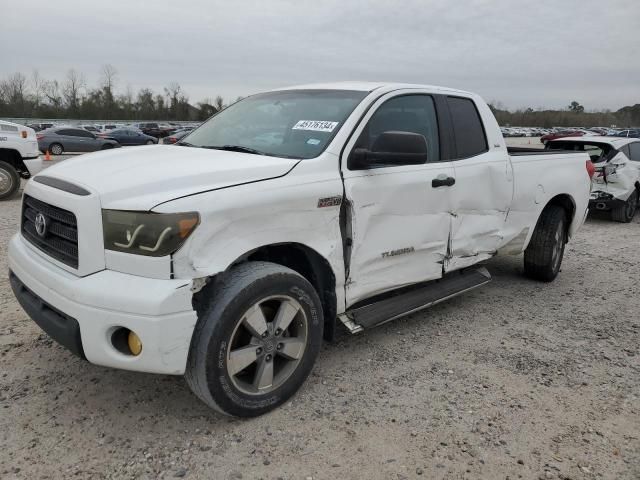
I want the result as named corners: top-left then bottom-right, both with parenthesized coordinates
top-left (348, 131), bottom-right (428, 170)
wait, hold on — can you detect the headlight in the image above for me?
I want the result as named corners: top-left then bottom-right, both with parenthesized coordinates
top-left (102, 210), bottom-right (199, 257)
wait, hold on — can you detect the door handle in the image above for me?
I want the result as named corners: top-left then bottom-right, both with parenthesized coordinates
top-left (432, 176), bottom-right (456, 188)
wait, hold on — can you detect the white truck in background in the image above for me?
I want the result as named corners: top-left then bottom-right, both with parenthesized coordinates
top-left (8, 82), bottom-right (592, 417)
top-left (0, 120), bottom-right (43, 200)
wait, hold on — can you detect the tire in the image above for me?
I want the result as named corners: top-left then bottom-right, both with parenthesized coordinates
top-left (523, 205), bottom-right (567, 282)
top-left (0, 161), bottom-right (20, 200)
top-left (185, 261), bottom-right (323, 417)
top-left (611, 191), bottom-right (638, 223)
top-left (101, 144), bottom-right (113, 150)
top-left (146, 140), bottom-right (154, 145)
top-left (49, 143), bottom-right (63, 155)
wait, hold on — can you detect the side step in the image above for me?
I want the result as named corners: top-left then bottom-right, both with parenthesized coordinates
top-left (340, 267), bottom-right (491, 331)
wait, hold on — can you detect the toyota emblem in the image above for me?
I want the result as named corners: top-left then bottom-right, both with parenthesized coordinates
top-left (34, 213), bottom-right (48, 237)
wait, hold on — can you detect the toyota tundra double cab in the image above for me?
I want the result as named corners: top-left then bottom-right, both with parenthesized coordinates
top-left (0, 120), bottom-right (43, 200)
top-left (9, 82), bottom-right (592, 417)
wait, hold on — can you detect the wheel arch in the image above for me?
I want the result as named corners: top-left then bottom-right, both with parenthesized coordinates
top-left (193, 242), bottom-right (338, 341)
top-left (542, 193), bottom-right (576, 240)
top-left (0, 148), bottom-right (24, 171)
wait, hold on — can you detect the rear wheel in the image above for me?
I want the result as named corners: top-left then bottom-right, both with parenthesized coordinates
top-left (185, 261), bottom-right (323, 417)
top-left (146, 140), bottom-right (154, 145)
top-left (0, 161), bottom-right (20, 200)
top-left (524, 205), bottom-right (566, 282)
top-left (49, 143), bottom-right (63, 155)
top-left (611, 191), bottom-right (638, 223)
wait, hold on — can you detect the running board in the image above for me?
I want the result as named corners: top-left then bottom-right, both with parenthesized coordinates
top-left (339, 267), bottom-right (491, 332)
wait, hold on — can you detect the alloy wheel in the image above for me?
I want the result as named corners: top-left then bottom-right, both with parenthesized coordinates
top-left (226, 295), bottom-right (308, 395)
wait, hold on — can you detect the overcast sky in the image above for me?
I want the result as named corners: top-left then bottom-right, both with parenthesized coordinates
top-left (2, 0), bottom-right (639, 110)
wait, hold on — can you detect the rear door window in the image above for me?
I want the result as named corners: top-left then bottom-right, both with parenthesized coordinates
top-left (446, 96), bottom-right (488, 159)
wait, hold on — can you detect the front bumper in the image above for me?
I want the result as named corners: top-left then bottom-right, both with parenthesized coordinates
top-left (8, 234), bottom-right (198, 375)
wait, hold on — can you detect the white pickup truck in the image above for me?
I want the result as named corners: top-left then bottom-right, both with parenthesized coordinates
top-left (0, 120), bottom-right (43, 199)
top-left (8, 83), bottom-right (592, 417)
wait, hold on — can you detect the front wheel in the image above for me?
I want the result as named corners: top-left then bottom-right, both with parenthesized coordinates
top-left (524, 205), bottom-right (567, 282)
top-left (611, 191), bottom-right (638, 223)
top-left (185, 261), bottom-right (323, 417)
top-left (0, 161), bottom-right (20, 200)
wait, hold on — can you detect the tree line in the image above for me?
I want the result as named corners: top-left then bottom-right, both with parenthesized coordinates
top-left (489, 100), bottom-right (640, 128)
top-left (0, 65), bottom-right (229, 121)
top-left (1, 66), bottom-right (639, 127)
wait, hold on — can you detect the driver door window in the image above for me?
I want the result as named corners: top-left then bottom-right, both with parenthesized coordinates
top-left (353, 95), bottom-right (440, 166)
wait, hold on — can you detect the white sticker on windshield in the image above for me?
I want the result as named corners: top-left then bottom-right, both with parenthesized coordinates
top-left (307, 138), bottom-right (321, 145)
top-left (292, 120), bottom-right (339, 132)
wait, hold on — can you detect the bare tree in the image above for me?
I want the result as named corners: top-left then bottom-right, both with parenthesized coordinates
top-left (101, 64), bottom-right (118, 92)
top-left (43, 80), bottom-right (63, 109)
top-left (63, 69), bottom-right (85, 112)
top-left (214, 95), bottom-right (224, 111)
top-left (31, 70), bottom-right (45, 108)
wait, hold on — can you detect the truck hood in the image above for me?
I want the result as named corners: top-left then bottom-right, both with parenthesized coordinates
top-left (36, 145), bottom-right (299, 210)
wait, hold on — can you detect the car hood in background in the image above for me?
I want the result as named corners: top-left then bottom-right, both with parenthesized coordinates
top-left (34, 145), bottom-right (299, 210)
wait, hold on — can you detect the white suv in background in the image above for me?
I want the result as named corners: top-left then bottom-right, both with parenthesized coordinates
top-left (0, 120), bottom-right (43, 200)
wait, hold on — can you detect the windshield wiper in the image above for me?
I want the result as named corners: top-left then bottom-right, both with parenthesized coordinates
top-left (176, 141), bottom-right (195, 147)
top-left (201, 145), bottom-right (266, 156)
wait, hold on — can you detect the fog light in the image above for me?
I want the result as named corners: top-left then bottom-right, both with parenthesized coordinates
top-left (127, 331), bottom-right (143, 356)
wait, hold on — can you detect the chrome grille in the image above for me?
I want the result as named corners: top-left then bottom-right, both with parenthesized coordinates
top-left (21, 195), bottom-right (79, 268)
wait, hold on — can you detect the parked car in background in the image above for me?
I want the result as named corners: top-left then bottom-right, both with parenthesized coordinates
top-left (37, 127), bottom-right (120, 154)
top-left (540, 129), bottom-right (592, 144)
top-left (546, 137), bottom-right (640, 222)
top-left (100, 128), bottom-right (158, 146)
top-left (0, 120), bottom-right (42, 199)
top-left (81, 125), bottom-right (101, 133)
top-left (613, 129), bottom-right (640, 138)
top-left (132, 123), bottom-right (173, 138)
top-left (26, 123), bottom-right (54, 132)
top-left (161, 129), bottom-right (190, 144)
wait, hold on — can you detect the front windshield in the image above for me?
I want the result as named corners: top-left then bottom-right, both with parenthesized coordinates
top-left (183, 89), bottom-right (368, 159)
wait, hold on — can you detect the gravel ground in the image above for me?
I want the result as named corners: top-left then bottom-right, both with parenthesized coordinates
top-left (0, 153), bottom-right (639, 480)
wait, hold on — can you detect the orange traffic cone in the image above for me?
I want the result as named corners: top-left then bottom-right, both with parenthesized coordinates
top-left (45, 150), bottom-right (51, 161)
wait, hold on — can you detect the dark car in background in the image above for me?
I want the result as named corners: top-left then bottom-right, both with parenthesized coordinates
top-left (540, 129), bottom-right (590, 144)
top-left (132, 122), bottom-right (174, 138)
top-left (27, 122), bottom-right (54, 132)
top-left (99, 128), bottom-right (158, 146)
top-left (614, 129), bottom-right (640, 138)
top-left (37, 127), bottom-right (120, 155)
top-left (161, 129), bottom-right (190, 144)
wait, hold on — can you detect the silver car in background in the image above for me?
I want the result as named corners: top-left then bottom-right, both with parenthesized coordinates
top-left (37, 127), bottom-right (120, 155)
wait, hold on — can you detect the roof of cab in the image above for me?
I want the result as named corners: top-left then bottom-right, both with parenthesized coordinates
top-left (271, 81), bottom-right (473, 96)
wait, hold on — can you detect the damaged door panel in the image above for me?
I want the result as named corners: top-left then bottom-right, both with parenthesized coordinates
top-left (340, 92), bottom-right (455, 306)
top-left (343, 164), bottom-right (455, 305)
top-left (442, 95), bottom-right (513, 272)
